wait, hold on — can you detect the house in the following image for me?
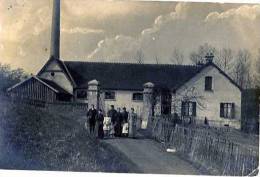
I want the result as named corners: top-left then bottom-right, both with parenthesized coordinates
top-left (7, 0), bottom-right (243, 129)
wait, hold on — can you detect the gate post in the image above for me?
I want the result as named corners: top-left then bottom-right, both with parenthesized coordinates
top-left (142, 82), bottom-right (154, 129)
top-left (87, 79), bottom-right (100, 110)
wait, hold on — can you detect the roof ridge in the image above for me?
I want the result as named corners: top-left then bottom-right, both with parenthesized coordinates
top-left (64, 60), bottom-right (199, 68)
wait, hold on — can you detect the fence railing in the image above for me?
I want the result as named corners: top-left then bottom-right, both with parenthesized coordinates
top-left (171, 126), bottom-right (259, 176)
top-left (7, 97), bottom-right (88, 111)
top-left (150, 115), bottom-right (259, 176)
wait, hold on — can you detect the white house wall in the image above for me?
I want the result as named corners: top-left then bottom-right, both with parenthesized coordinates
top-left (102, 90), bottom-right (143, 117)
top-left (38, 60), bottom-right (74, 94)
top-left (173, 65), bottom-right (241, 129)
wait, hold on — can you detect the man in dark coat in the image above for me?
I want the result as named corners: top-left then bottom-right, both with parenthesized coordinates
top-left (108, 105), bottom-right (117, 125)
top-left (96, 109), bottom-right (104, 139)
top-left (87, 104), bottom-right (97, 135)
top-left (121, 107), bottom-right (128, 123)
top-left (115, 108), bottom-right (123, 137)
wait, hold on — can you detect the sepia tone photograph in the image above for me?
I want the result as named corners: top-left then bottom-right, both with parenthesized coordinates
top-left (0, 0), bottom-right (259, 176)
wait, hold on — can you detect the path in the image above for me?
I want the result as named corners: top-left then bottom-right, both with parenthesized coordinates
top-left (102, 132), bottom-right (201, 175)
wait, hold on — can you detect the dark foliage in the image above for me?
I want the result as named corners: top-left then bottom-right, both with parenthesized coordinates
top-left (0, 63), bottom-right (28, 93)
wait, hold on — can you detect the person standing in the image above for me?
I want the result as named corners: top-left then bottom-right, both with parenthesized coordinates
top-left (115, 108), bottom-right (123, 137)
top-left (121, 107), bottom-right (128, 123)
top-left (121, 107), bottom-right (129, 137)
top-left (128, 108), bottom-right (137, 138)
top-left (87, 104), bottom-right (97, 135)
top-left (108, 105), bottom-right (117, 124)
top-left (96, 109), bottom-right (104, 139)
top-left (107, 105), bottom-right (117, 137)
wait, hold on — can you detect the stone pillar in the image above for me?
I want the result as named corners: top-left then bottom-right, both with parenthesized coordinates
top-left (87, 79), bottom-right (100, 110)
top-left (142, 82), bottom-right (154, 129)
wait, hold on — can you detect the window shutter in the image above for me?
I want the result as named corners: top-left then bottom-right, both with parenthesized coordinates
top-left (231, 103), bottom-right (235, 119)
top-left (220, 103), bottom-right (224, 117)
top-left (205, 77), bottom-right (208, 90)
top-left (192, 102), bottom-right (196, 116)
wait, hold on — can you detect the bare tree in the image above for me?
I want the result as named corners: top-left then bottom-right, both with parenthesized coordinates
top-left (170, 48), bottom-right (184, 65)
top-left (155, 55), bottom-right (160, 64)
top-left (172, 86), bottom-right (205, 121)
top-left (135, 49), bottom-right (145, 64)
top-left (231, 49), bottom-right (252, 89)
top-left (215, 48), bottom-right (233, 74)
top-left (189, 43), bottom-right (217, 65)
top-left (190, 52), bottom-right (201, 65)
top-left (254, 48), bottom-right (260, 88)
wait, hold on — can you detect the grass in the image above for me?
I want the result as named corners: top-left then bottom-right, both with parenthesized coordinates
top-left (0, 97), bottom-right (140, 172)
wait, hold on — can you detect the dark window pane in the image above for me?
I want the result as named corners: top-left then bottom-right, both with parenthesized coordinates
top-left (76, 90), bottom-right (87, 99)
top-left (220, 102), bottom-right (235, 119)
top-left (205, 76), bottom-right (213, 91)
top-left (181, 101), bottom-right (196, 116)
top-left (105, 91), bottom-right (115, 100)
top-left (132, 93), bottom-right (143, 101)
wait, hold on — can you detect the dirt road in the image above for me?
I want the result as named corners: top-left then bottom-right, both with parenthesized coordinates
top-left (102, 134), bottom-right (201, 175)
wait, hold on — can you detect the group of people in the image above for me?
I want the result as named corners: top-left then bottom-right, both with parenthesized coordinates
top-left (86, 104), bottom-right (138, 139)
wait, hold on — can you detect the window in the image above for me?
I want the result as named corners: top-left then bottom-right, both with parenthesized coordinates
top-left (51, 72), bottom-right (55, 77)
top-left (76, 90), bottom-right (87, 99)
top-left (105, 91), bottom-right (116, 100)
top-left (132, 93), bottom-right (143, 101)
top-left (181, 101), bottom-right (196, 116)
top-left (205, 76), bottom-right (213, 91)
top-left (220, 103), bottom-right (235, 119)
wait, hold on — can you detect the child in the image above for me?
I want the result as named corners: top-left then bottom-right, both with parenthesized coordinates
top-left (122, 122), bottom-right (129, 137)
top-left (109, 123), bottom-right (115, 138)
top-left (103, 116), bottom-right (111, 138)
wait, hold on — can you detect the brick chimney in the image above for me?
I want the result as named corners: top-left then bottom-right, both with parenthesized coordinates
top-left (50, 0), bottom-right (60, 60)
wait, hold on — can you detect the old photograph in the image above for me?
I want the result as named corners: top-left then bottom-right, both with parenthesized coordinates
top-left (0, 0), bottom-right (259, 176)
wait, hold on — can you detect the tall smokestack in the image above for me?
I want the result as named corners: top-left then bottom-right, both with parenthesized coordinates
top-left (50, 0), bottom-right (60, 60)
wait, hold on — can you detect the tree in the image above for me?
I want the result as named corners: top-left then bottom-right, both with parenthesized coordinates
top-left (0, 63), bottom-right (28, 93)
top-left (172, 86), bottom-right (205, 118)
top-left (231, 49), bottom-right (252, 89)
top-left (189, 43), bottom-right (217, 65)
top-left (154, 55), bottom-right (160, 64)
top-left (215, 48), bottom-right (233, 74)
top-left (253, 48), bottom-right (260, 88)
top-left (135, 49), bottom-right (145, 64)
top-left (170, 48), bottom-right (184, 65)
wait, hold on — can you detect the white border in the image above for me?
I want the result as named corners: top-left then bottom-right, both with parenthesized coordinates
top-left (1, 1), bottom-right (259, 177)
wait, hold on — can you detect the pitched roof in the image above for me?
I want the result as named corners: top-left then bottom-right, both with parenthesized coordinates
top-left (39, 78), bottom-right (73, 95)
top-left (7, 76), bottom-right (71, 95)
top-left (175, 62), bottom-right (243, 91)
top-left (64, 61), bottom-right (203, 90)
top-left (37, 57), bottom-right (76, 87)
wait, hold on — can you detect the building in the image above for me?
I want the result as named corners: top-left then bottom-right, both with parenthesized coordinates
top-left (7, 0), bottom-right (242, 129)
top-left (241, 89), bottom-right (260, 134)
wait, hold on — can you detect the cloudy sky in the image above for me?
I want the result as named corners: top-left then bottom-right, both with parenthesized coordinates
top-left (0, 0), bottom-right (259, 73)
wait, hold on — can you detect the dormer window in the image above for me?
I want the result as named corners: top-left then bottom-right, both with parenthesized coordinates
top-left (51, 72), bottom-right (55, 77)
top-left (205, 76), bottom-right (213, 91)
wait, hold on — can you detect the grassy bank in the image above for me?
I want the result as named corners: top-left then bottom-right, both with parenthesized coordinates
top-left (0, 98), bottom-right (140, 172)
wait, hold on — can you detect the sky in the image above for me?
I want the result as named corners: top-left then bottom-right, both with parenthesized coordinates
top-left (0, 0), bottom-right (259, 73)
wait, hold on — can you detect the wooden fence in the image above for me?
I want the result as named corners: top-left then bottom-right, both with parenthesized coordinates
top-left (150, 116), bottom-right (259, 176)
top-left (8, 97), bottom-right (88, 112)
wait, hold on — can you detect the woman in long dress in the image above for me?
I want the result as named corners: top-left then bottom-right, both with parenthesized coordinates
top-left (128, 108), bottom-right (137, 138)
